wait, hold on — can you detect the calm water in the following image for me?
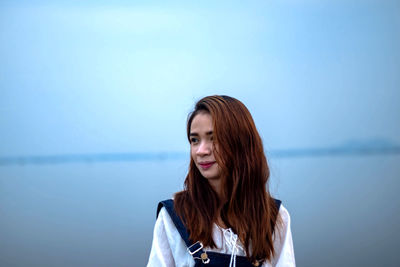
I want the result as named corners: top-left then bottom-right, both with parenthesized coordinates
top-left (1, 154), bottom-right (399, 266)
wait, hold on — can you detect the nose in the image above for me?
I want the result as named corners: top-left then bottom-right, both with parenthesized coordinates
top-left (196, 141), bottom-right (212, 156)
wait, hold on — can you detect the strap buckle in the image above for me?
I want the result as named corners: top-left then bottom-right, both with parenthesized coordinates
top-left (187, 241), bottom-right (203, 255)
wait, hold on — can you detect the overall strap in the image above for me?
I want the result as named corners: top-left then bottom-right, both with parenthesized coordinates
top-left (157, 199), bottom-right (207, 262)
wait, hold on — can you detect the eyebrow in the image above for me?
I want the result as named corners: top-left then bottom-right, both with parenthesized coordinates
top-left (189, 131), bottom-right (213, 136)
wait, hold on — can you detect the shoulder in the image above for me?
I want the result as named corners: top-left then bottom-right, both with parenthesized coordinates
top-left (157, 199), bottom-right (174, 218)
top-left (158, 207), bottom-right (172, 222)
top-left (272, 198), bottom-right (291, 228)
top-left (273, 203), bottom-right (292, 242)
top-left (156, 206), bottom-right (178, 233)
top-left (270, 204), bottom-right (296, 266)
top-left (153, 206), bottom-right (187, 253)
top-left (148, 205), bottom-right (194, 266)
top-left (278, 204), bottom-right (291, 224)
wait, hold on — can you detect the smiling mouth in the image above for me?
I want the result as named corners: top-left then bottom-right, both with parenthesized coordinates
top-left (199, 162), bottom-right (215, 169)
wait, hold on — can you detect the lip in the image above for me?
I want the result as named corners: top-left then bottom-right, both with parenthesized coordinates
top-left (198, 161), bottom-right (215, 169)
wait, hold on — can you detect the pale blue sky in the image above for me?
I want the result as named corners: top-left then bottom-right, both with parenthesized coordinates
top-left (1, 0), bottom-right (399, 157)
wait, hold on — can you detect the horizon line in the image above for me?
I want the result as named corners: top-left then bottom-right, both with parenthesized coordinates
top-left (1, 145), bottom-right (399, 166)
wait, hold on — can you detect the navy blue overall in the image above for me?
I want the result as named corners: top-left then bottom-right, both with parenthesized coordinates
top-left (156, 199), bottom-right (281, 267)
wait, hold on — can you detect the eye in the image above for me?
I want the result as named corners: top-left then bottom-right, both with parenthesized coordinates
top-left (190, 137), bottom-right (199, 144)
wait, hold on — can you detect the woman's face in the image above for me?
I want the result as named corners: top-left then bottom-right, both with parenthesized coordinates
top-left (189, 112), bottom-right (222, 181)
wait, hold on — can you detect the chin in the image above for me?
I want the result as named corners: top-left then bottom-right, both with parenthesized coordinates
top-left (201, 172), bottom-right (220, 180)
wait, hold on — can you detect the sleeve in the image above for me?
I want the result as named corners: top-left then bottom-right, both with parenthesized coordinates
top-left (147, 208), bottom-right (176, 267)
top-left (266, 205), bottom-right (296, 267)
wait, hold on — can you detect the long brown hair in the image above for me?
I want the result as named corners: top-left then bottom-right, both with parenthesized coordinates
top-left (174, 95), bottom-right (280, 263)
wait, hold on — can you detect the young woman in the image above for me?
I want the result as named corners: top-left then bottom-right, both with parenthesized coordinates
top-left (147, 95), bottom-right (295, 267)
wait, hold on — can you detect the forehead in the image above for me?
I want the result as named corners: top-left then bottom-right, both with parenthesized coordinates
top-left (190, 112), bottom-right (213, 133)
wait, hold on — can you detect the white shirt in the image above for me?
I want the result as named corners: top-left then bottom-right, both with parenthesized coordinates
top-left (147, 204), bottom-right (295, 267)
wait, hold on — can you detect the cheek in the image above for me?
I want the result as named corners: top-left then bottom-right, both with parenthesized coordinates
top-left (190, 147), bottom-right (196, 160)
top-left (212, 143), bottom-right (219, 155)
